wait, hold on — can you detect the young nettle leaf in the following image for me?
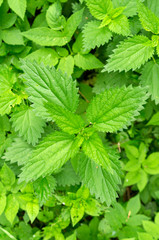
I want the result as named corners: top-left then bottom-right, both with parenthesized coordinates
top-left (138, 2), bottom-right (159, 34)
top-left (85, 0), bottom-right (113, 20)
top-left (22, 9), bottom-right (84, 46)
top-left (82, 20), bottom-right (112, 50)
top-left (140, 60), bottom-right (159, 104)
top-left (76, 150), bottom-right (121, 206)
top-left (82, 131), bottom-right (111, 170)
top-left (0, 164), bottom-right (15, 188)
top-left (33, 176), bottom-right (56, 205)
top-left (55, 161), bottom-right (80, 187)
top-left (21, 60), bottom-right (79, 119)
top-left (3, 138), bottom-right (33, 166)
top-left (86, 85), bottom-right (148, 132)
top-left (112, 0), bottom-right (137, 17)
top-left (19, 132), bottom-right (82, 182)
top-left (104, 36), bottom-right (154, 72)
top-left (45, 103), bottom-right (85, 135)
top-left (11, 105), bottom-right (46, 145)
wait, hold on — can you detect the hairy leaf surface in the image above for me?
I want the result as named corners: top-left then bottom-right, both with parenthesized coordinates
top-left (105, 36), bottom-right (154, 72)
top-left (87, 86), bottom-right (148, 132)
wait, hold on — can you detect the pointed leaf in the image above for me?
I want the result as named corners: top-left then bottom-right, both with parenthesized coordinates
top-left (138, 2), bottom-right (159, 34)
top-left (74, 53), bottom-right (104, 70)
top-left (8, 0), bottom-right (26, 20)
top-left (140, 60), bottom-right (159, 104)
top-left (85, 0), bottom-right (113, 20)
top-left (105, 36), bottom-right (154, 72)
top-left (0, 90), bottom-right (21, 116)
top-left (21, 61), bottom-right (79, 119)
top-left (76, 150), bottom-right (121, 206)
top-left (3, 138), bottom-right (32, 166)
top-left (82, 20), bottom-right (112, 50)
top-left (86, 86), bottom-right (148, 132)
top-left (5, 194), bottom-right (19, 224)
top-left (26, 200), bottom-right (39, 223)
top-left (19, 132), bottom-right (82, 182)
top-left (45, 103), bottom-right (85, 134)
top-left (82, 132), bottom-right (111, 170)
top-left (22, 9), bottom-right (83, 46)
top-left (11, 105), bottom-right (46, 145)
top-left (33, 176), bottom-right (56, 205)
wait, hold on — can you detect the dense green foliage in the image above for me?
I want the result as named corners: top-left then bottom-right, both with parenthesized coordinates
top-left (0, 0), bottom-right (159, 239)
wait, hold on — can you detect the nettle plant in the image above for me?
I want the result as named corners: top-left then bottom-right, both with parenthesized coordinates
top-left (1, 0), bottom-right (159, 239)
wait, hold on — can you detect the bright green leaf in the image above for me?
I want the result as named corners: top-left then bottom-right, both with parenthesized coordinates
top-left (8, 0), bottom-right (26, 19)
top-left (74, 53), bottom-right (104, 70)
top-left (105, 36), bottom-right (154, 72)
top-left (86, 86), bottom-right (147, 132)
top-left (5, 194), bottom-right (19, 224)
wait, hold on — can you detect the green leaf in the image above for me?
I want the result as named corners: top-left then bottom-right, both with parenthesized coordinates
top-left (112, 0), bottom-right (137, 17)
top-left (85, 0), bottom-right (113, 20)
top-left (56, 161), bottom-right (80, 187)
top-left (124, 170), bottom-right (141, 187)
top-left (140, 61), bottom-right (159, 104)
top-left (145, 0), bottom-right (159, 18)
top-left (137, 169), bottom-right (148, 192)
top-left (19, 131), bottom-right (82, 182)
top-left (5, 194), bottom-right (19, 224)
top-left (93, 71), bottom-right (130, 94)
top-left (0, 65), bottom-right (16, 95)
top-left (74, 53), bottom-right (104, 70)
top-left (147, 112), bottom-right (159, 126)
top-left (24, 48), bottom-right (59, 67)
top-left (138, 232), bottom-right (153, 240)
top-left (105, 36), bottom-right (154, 72)
top-left (86, 86), bottom-right (147, 132)
top-left (57, 55), bottom-right (74, 76)
top-left (8, 0), bottom-right (26, 20)
top-left (0, 194), bottom-right (6, 215)
top-left (0, 164), bottom-right (15, 187)
top-left (0, 115), bottom-right (10, 132)
top-left (76, 151), bottom-right (121, 206)
top-left (45, 103), bottom-right (85, 134)
top-left (11, 105), bottom-right (46, 145)
top-left (21, 61), bottom-right (79, 119)
top-left (142, 221), bottom-right (159, 238)
top-left (71, 201), bottom-right (85, 226)
top-left (127, 214), bottom-right (149, 226)
top-left (138, 2), bottom-right (159, 34)
top-left (46, 1), bottom-right (66, 30)
top-left (33, 176), bottom-right (56, 205)
top-left (143, 152), bottom-right (159, 174)
top-left (0, 90), bottom-right (21, 116)
top-left (82, 20), bottom-right (112, 50)
top-left (0, 3), bottom-right (17, 29)
top-left (126, 194), bottom-right (140, 216)
top-left (108, 14), bottom-right (130, 36)
top-left (26, 200), bottom-right (39, 223)
top-left (2, 27), bottom-right (24, 45)
top-left (82, 132), bottom-right (111, 170)
top-left (0, 0), bottom-right (3, 7)
top-left (3, 138), bottom-right (33, 166)
top-left (22, 9), bottom-right (83, 46)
